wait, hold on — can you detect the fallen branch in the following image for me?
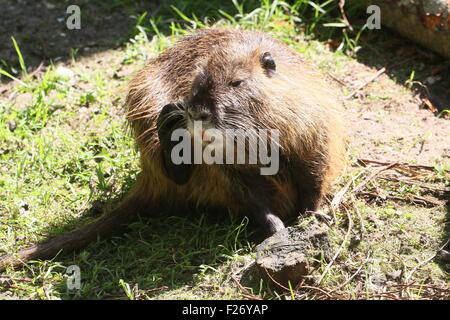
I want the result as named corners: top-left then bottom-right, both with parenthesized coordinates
top-left (331, 166), bottom-right (371, 210)
top-left (230, 276), bottom-right (262, 300)
top-left (345, 67), bottom-right (386, 100)
top-left (317, 206), bottom-right (353, 285)
top-left (388, 283), bottom-right (450, 296)
top-left (360, 192), bottom-right (442, 207)
top-left (329, 252), bottom-right (371, 294)
top-left (338, 0), bottom-right (354, 32)
top-left (405, 237), bottom-right (450, 283)
top-left (378, 176), bottom-right (448, 192)
top-left (351, 163), bottom-right (398, 194)
top-left (358, 158), bottom-right (449, 173)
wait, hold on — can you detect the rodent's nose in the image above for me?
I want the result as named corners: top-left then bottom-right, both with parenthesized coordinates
top-left (188, 108), bottom-right (212, 122)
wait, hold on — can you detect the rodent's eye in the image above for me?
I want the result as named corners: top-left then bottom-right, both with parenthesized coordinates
top-left (230, 80), bottom-right (244, 87)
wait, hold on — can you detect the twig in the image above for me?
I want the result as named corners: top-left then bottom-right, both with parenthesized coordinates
top-left (317, 206), bottom-right (353, 285)
top-left (389, 283), bottom-right (450, 293)
top-left (232, 261), bottom-right (255, 278)
top-left (262, 267), bottom-right (290, 291)
top-left (353, 290), bottom-right (403, 300)
top-left (349, 195), bottom-right (366, 236)
top-left (5, 284), bottom-right (27, 291)
top-left (329, 253), bottom-right (371, 294)
top-left (338, 0), bottom-right (354, 32)
top-left (295, 285), bottom-right (333, 299)
top-left (0, 276), bottom-right (32, 283)
top-left (370, 293), bottom-right (404, 300)
top-left (409, 195), bottom-right (442, 206)
top-left (327, 72), bottom-right (347, 87)
top-left (259, 276), bottom-right (333, 300)
top-left (241, 293), bottom-right (263, 300)
top-left (145, 286), bottom-right (168, 293)
top-left (358, 158), bottom-right (449, 173)
top-left (29, 61), bottom-right (44, 78)
top-left (378, 176), bottom-right (448, 192)
top-left (360, 192), bottom-right (441, 207)
top-left (351, 163), bottom-right (398, 194)
top-left (357, 289), bottom-right (406, 300)
top-left (345, 67), bottom-right (386, 100)
top-left (405, 238), bottom-right (450, 283)
top-left (291, 279), bottom-right (332, 299)
top-left (230, 276), bottom-right (262, 300)
top-left (331, 166), bottom-right (371, 210)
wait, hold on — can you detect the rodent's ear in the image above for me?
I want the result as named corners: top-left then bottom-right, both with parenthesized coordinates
top-left (157, 103), bottom-right (193, 185)
top-left (260, 52), bottom-right (276, 75)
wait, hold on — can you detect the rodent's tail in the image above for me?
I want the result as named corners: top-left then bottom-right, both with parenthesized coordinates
top-left (0, 193), bottom-right (144, 272)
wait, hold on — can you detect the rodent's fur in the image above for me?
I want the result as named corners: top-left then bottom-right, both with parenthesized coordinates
top-left (126, 28), bottom-right (345, 232)
top-left (0, 28), bottom-right (345, 270)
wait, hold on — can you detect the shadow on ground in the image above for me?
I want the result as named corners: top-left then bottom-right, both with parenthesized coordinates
top-left (0, 0), bottom-right (250, 79)
top-left (2, 0), bottom-right (143, 73)
top-left (27, 177), bottom-right (254, 299)
top-left (307, 10), bottom-right (450, 115)
top-left (354, 30), bottom-right (450, 114)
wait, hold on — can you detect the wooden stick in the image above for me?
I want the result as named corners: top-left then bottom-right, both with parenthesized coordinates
top-left (331, 166), bottom-right (371, 210)
top-left (329, 253), bottom-right (371, 294)
top-left (405, 237), bottom-right (450, 283)
top-left (345, 67), bottom-right (386, 100)
top-left (338, 0), bottom-right (354, 32)
top-left (358, 158), bottom-right (449, 173)
top-left (230, 276), bottom-right (262, 300)
top-left (317, 206), bottom-right (353, 285)
top-left (360, 192), bottom-right (441, 207)
top-left (351, 163), bottom-right (398, 194)
top-left (378, 176), bottom-right (448, 192)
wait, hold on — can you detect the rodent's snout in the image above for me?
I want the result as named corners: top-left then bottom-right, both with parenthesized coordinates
top-left (186, 105), bottom-right (216, 145)
top-left (187, 106), bottom-right (212, 122)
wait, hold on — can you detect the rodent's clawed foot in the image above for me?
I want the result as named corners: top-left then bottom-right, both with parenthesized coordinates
top-left (263, 213), bottom-right (285, 236)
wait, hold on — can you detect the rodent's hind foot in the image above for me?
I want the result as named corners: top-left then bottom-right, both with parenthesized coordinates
top-left (263, 213), bottom-right (285, 236)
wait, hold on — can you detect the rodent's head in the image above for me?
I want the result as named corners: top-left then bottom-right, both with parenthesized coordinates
top-left (184, 49), bottom-right (277, 134)
top-left (157, 46), bottom-right (283, 153)
top-left (156, 48), bottom-right (282, 182)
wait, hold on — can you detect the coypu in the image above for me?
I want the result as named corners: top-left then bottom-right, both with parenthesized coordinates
top-left (0, 28), bottom-right (345, 270)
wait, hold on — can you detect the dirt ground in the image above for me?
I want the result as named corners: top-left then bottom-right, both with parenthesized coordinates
top-left (343, 64), bottom-right (449, 165)
top-left (0, 0), bottom-right (159, 70)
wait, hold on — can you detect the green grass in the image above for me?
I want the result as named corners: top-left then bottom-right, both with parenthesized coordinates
top-left (0, 0), bottom-right (449, 300)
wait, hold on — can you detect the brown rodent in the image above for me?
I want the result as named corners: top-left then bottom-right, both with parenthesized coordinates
top-left (0, 28), bottom-right (345, 270)
top-left (126, 28), bottom-right (345, 234)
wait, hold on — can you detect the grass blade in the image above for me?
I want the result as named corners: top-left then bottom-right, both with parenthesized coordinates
top-left (11, 36), bottom-right (27, 75)
top-left (0, 68), bottom-right (28, 87)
